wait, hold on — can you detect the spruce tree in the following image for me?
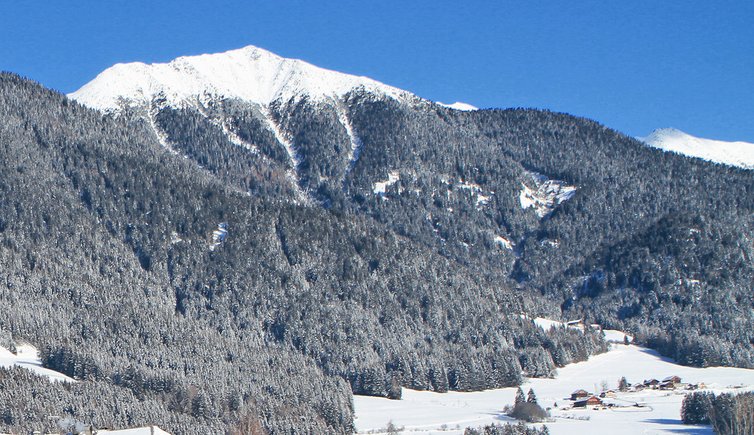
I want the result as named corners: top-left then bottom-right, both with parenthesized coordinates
top-left (527, 388), bottom-right (538, 404)
top-left (514, 387), bottom-right (525, 407)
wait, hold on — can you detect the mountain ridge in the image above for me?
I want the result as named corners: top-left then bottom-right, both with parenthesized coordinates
top-left (69, 45), bottom-right (416, 112)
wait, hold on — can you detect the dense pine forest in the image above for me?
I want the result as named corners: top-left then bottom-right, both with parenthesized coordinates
top-left (0, 70), bottom-right (751, 433)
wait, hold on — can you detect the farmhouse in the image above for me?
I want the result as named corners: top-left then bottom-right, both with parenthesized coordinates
top-left (660, 375), bottom-right (683, 390)
top-left (663, 375), bottom-right (682, 384)
top-left (571, 389), bottom-right (590, 400)
top-left (574, 396), bottom-right (603, 408)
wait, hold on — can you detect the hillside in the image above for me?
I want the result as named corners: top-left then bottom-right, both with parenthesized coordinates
top-left (0, 72), bottom-right (604, 434)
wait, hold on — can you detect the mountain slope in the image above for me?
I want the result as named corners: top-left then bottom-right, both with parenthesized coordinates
top-left (67, 47), bottom-right (754, 374)
top-left (640, 128), bottom-right (754, 169)
top-left (0, 72), bottom-right (608, 435)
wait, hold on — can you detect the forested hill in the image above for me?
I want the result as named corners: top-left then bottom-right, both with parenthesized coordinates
top-left (0, 46), bottom-right (751, 434)
top-left (92, 63), bottom-right (754, 371)
top-left (0, 73), bottom-right (605, 434)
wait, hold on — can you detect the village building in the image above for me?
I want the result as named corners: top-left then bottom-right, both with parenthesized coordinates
top-left (571, 389), bottom-right (590, 400)
top-left (660, 375), bottom-right (683, 390)
top-left (574, 396), bottom-right (603, 408)
top-left (659, 381), bottom-right (675, 390)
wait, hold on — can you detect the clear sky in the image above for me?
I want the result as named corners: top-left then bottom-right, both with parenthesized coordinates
top-left (1, 1), bottom-right (752, 142)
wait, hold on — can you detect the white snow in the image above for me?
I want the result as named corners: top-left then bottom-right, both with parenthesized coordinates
top-left (528, 316), bottom-right (632, 343)
top-left (145, 103), bottom-right (178, 155)
top-left (260, 108), bottom-right (312, 204)
top-left (336, 102), bottom-right (363, 173)
top-left (457, 180), bottom-right (482, 192)
top-left (437, 101), bottom-right (478, 111)
top-left (354, 343), bottom-right (754, 434)
top-left (0, 344), bottom-right (74, 383)
top-left (602, 329), bottom-right (633, 343)
top-left (640, 128), bottom-right (754, 170)
top-left (69, 45), bottom-right (412, 112)
top-left (374, 171), bottom-right (400, 195)
top-left (261, 108), bottom-right (300, 169)
top-left (96, 426), bottom-right (171, 435)
top-left (531, 317), bottom-right (567, 331)
top-left (494, 235), bottom-right (514, 250)
top-left (452, 179), bottom-right (493, 208)
top-left (519, 172), bottom-right (577, 218)
top-left (194, 103), bottom-right (259, 154)
top-left (209, 222), bottom-right (228, 251)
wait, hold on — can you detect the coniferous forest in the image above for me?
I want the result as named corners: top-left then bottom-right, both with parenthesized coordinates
top-left (0, 71), bottom-right (752, 433)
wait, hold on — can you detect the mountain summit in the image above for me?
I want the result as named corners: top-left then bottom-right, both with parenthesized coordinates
top-left (640, 127), bottom-right (754, 169)
top-left (69, 45), bottom-right (414, 111)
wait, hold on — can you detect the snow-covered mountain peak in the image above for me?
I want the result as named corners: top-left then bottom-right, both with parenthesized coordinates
top-left (69, 45), bottom-right (413, 111)
top-left (640, 128), bottom-right (754, 170)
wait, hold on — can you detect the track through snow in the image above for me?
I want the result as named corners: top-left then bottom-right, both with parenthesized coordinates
top-left (354, 344), bottom-right (754, 434)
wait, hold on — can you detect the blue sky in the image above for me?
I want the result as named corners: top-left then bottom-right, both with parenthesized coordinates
top-left (1, 1), bottom-right (752, 141)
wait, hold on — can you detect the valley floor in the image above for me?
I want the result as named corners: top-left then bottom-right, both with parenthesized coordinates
top-left (354, 343), bottom-right (754, 434)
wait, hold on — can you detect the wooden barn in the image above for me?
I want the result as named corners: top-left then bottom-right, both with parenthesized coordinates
top-left (571, 389), bottom-right (590, 400)
top-left (574, 396), bottom-right (603, 408)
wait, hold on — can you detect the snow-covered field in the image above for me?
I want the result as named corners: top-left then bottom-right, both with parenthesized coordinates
top-left (354, 343), bottom-right (754, 434)
top-left (0, 344), bottom-right (73, 383)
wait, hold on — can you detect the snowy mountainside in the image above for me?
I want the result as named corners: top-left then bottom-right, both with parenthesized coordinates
top-left (66, 45), bottom-right (581, 272)
top-left (640, 128), bottom-right (754, 169)
top-left (69, 45), bottom-right (414, 111)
